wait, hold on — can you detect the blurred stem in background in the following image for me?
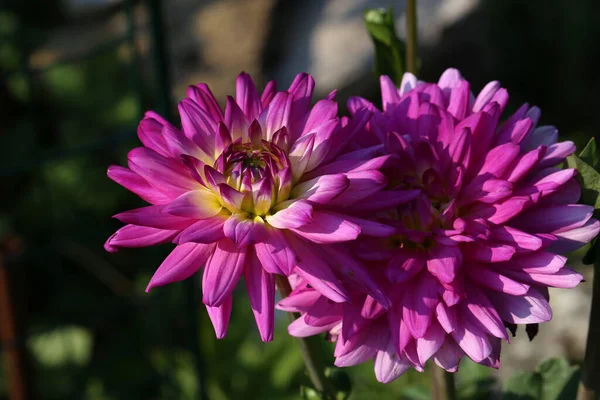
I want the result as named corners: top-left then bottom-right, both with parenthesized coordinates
top-left (405, 0), bottom-right (418, 74)
top-left (578, 242), bottom-right (600, 400)
top-left (431, 366), bottom-right (456, 400)
top-left (275, 276), bottom-right (337, 400)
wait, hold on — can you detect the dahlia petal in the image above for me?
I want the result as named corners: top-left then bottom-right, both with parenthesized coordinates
top-left (399, 72), bottom-right (418, 95)
top-left (472, 81), bottom-right (501, 112)
top-left (416, 322), bottom-right (446, 364)
top-left (164, 190), bottom-right (223, 219)
top-left (447, 80), bottom-right (470, 120)
top-left (502, 267), bottom-right (583, 289)
top-left (186, 84), bottom-right (223, 122)
top-left (512, 204), bottom-right (593, 233)
top-left (381, 75), bottom-right (401, 111)
top-left (302, 99), bottom-right (338, 135)
top-left (550, 218), bottom-right (600, 253)
top-left (137, 116), bottom-right (170, 157)
top-left (490, 226), bottom-right (543, 252)
top-left (496, 117), bottom-right (534, 146)
top-left (463, 284), bottom-right (508, 340)
top-left (287, 235), bottom-right (349, 303)
top-left (162, 123), bottom-right (203, 159)
top-left (218, 184), bottom-right (246, 212)
top-left (508, 147), bottom-right (546, 183)
top-left (224, 215), bottom-right (265, 247)
top-left (448, 127), bottom-right (471, 167)
top-left (335, 323), bottom-right (387, 367)
top-left (385, 249), bottom-right (426, 283)
top-left (146, 242), bottom-right (214, 291)
top-left (347, 190), bottom-right (421, 214)
top-left (206, 295), bottom-right (232, 339)
top-left (500, 251), bottom-right (566, 274)
top-left (178, 99), bottom-right (217, 156)
top-left (127, 148), bottom-right (199, 197)
top-left (478, 143), bottom-right (521, 179)
top-left (107, 166), bottom-right (171, 204)
top-left (224, 96), bottom-right (250, 141)
top-left (202, 239), bottom-right (247, 307)
top-left (305, 155), bottom-right (390, 180)
top-left (245, 251), bottom-right (276, 342)
top-left (328, 169), bottom-right (388, 205)
top-left (263, 92), bottom-right (293, 140)
top-left (538, 141), bottom-right (576, 168)
top-left (113, 205), bottom-right (194, 230)
top-left (469, 196), bottom-right (531, 225)
top-left (374, 341), bottom-right (411, 383)
top-left (466, 265), bottom-right (530, 296)
top-left (291, 211), bottom-right (361, 244)
top-left (276, 289), bottom-right (321, 313)
top-left (288, 133), bottom-right (315, 181)
top-left (104, 225), bottom-right (177, 252)
top-left (288, 317), bottom-right (337, 337)
top-left (403, 272), bottom-right (440, 338)
top-left (266, 200), bottom-right (313, 229)
top-left (260, 80), bottom-right (277, 108)
top-left (450, 320), bottom-right (493, 363)
top-left (438, 68), bottom-right (462, 97)
top-left (460, 179), bottom-right (513, 205)
top-left (538, 178), bottom-right (581, 206)
top-left (433, 339), bottom-right (463, 372)
top-left (306, 119), bottom-right (339, 171)
top-left (488, 288), bottom-right (552, 324)
top-left (174, 215), bottom-right (227, 244)
top-left (347, 96), bottom-right (377, 114)
top-left (427, 244), bottom-right (462, 284)
top-left (388, 305), bottom-right (411, 355)
top-left (254, 228), bottom-right (297, 275)
top-left (290, 174), bottom-right (349, 204)
top-left (304, 296), bottom-right (344, 327)
top-left (435, 302), bottom-right (457, 333)
top-left (235, 72), bottom-right (261, 120)
top-left (522, 125), bottom-right (558, 150)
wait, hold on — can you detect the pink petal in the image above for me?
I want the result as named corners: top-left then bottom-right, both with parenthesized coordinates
top-left (380, 75), bottom-right (401, 111)
top-left (104, 225), bottom-right (176, 252)
top-left (433, 339), bottom-right (463, 372)
top-left (206, 296), bottom-right (233, 339)
top-left (488, 287), bottom-right (552, 324)
top-left (500, 251), bottom-right (566, 274)
top-left (202, 239), bottom-right (247, 306)
top-left (113, 205), bottom-right (194, 230)
top-left (127, 148), bottom-right (199, 197)
top-left (427, 244), bottom-right (462, 284)
top-left (512, 204), bottom-right (593, 233)
top-left (276, 289), bottom-right (321, 313)
top-left (450, 320), bottom-right (493, 362)
top-left (462, 284), bottom-right (508, 340)
top-left (501, 267), bottom-right (583, 289)
top-left (416, 322), bottom-right (446, 365)
top-left (164, 190), bottom-right (223, 219)
top-left (304, 296), bottom-right (344, 327)
top-left (328, 169), bottom-right (387, 206)
top-left (550, 218), bottom-right (600, 253)
top-left (254, 228), bottom-right (297, 275)
top-left (472, 81), bottom-right (500, 112)
top-left (287, 235), bottom-right (349, 303)
top-left (466, 264), bottom-right (530, 296)
top-left (490, 226), bottom-right (543, 253)
top-left (403, 272), bottom-right (440, 338)
top-left (399, 72), bottom-right (418, 95)
top-left (385, 249), bottom-right (426, 283)
top-left (137, 115), bottom-right (170, 157)
top-left (374, 341), bottom-right (411, 383)
top-left (288, 317), bottom-right (337, 337)
top-left (290, 174), bottom-right (349, 204)
top-left (435, 302), bottom-right (457, 333)
top-left (224, 215), bottom-right (265, 247)
top-left (245, 251), bottom-right (276, 342)
top-left (291, 211), bottom-right (361, 244)
top-left (224, 96), bottom-right (250, 141)
top-left (235, 72), bottom-right (261, 120)
top-left (174, 215), bottom-right (226, 244)
top-left (146, 242), bottom-right (215, 291)
top-left (260, 80), bottom-right (277, 108)
top-left (107, 166), bottom-right (171, 205)
top-left (538, 141), bottom-right (576, 168)
top-left (266, 200), bottom-right (313, 229)
top-left (178, 99), bottom-right (217, 156)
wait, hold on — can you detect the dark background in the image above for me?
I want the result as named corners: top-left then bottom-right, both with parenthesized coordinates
top-left (0, 0), bottom-right (598, 399)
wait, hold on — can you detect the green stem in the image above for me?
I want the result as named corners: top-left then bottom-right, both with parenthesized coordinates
top-left (578, 243), bottom-right (600, 400)
top-left (276, 276), bottom-right (335, 399)
top-left (405, 0), bottom-right (418, 74)
top-left (431, 366), bottom-right (457, 400)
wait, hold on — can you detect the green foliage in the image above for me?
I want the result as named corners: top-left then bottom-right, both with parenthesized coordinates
top-left (363, 8), bottom-right (405, 85)
top-left (501, 358), bottom-right (580, 400)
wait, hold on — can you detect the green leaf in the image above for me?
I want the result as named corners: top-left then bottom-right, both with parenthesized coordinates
top-left (501, 358), bottom-right (579, 400)
top-left (579, 137), bottom-right (598, 168)
top-left (566, 154), bottom-right (600, 210)
top-left (363, 8), bottom-right (405, 85)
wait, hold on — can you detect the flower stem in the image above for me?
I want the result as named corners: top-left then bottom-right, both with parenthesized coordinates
top-left (276, 276), bottom-right (335, 399)
top-left (578, 243), bottom-right (600, 400)
top-left (405, 0), bottom-right (418, 74)
top-left (431, 366), bottom-right (456, 400)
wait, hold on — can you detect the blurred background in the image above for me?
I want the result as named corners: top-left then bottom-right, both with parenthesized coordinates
top-left (0, 0), bottom-right (599, 399)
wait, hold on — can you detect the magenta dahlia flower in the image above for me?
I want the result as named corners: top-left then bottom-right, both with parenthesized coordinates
top-left (105, 72), bottom-right (395, 341)
top-left (281, 68), bottom-right (600, 381)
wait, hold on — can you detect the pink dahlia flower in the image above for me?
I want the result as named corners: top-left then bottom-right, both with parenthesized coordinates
top-left (105, 72), bottom-right (394, 341)
top-left (281, 68), bottom-right (600, 381)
